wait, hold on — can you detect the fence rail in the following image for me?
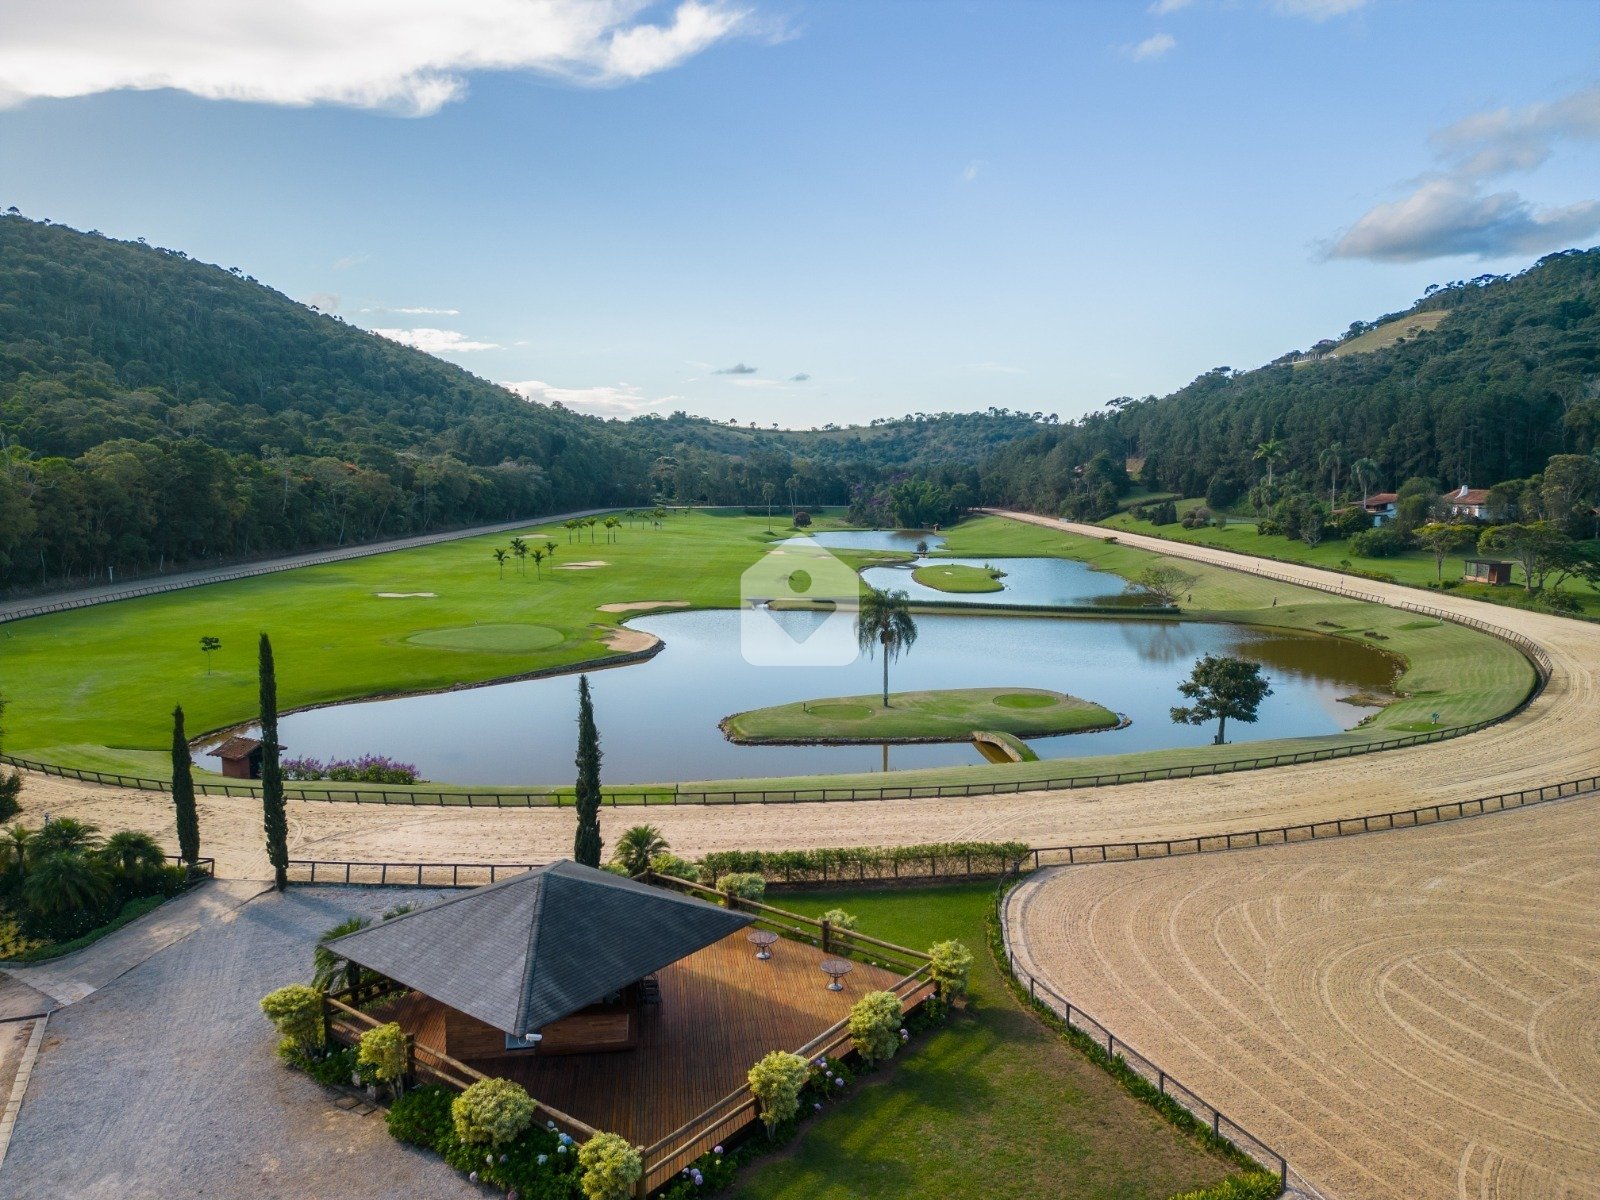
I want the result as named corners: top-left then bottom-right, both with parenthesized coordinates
top-left (997, 879), bottom-right (1299, 1194)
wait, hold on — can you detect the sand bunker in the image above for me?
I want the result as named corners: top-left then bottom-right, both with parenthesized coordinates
top-left (557, 561), bottom-right (609, 570)
top-left (375, 592), bottom-right (437, 598)
top-left (597, 600), bottom-right (691, 613)
top-left (601, 626), bottom-right (659, 653)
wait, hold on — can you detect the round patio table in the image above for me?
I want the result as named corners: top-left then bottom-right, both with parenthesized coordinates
top-left (820, 957), bottom-right (854, 991)
top-left (748, 930), bottom-right (780, 960)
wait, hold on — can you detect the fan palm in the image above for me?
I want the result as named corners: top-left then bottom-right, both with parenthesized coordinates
top-left (0, 823), bottom-right (31, 882)
top-left (30, 817), bottom-right (102, 859)
top-left (100, 830), bottom-right (167, 884)
top-left (856, 588), bottom-right (919, 707)
top-left (610, 825), bottom-right (669, 877)
top-left (313, 916), bottom-right (372, 993)
top-left (23, 851), bottom-right (112, 917)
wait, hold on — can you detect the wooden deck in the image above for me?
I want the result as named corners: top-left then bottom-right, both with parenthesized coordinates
top-left (383, 930), bottom-right (906, 1147)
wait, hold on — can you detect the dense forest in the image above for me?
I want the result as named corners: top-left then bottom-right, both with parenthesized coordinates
top-left (0, 215), bottom-right (1041, 591)
top-left (982, 247), bottom-right (1600, 516)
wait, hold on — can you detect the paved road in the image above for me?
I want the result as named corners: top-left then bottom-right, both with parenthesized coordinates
top-left (0, 506), bottom-right (617, 624)
top-left (0, 885), bottom-right (473, 1200)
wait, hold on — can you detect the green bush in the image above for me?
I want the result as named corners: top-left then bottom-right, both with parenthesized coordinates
top-left (1167, 1170), bottom-right (1284, 1200)
top-left (819, 907), bottom-right (858, 931)
top-left (358, 1021), bottom-right (409, 1087)
top-left (577, 1131), bottom-right (642, 1200)
top-left (1349, 527), bottom-right (1408, 558)
top-left (700, 841), bottom-right (1027, 885)
top-left (389, 1084), bottom-right (581, 1198)
top-left (260, 984), bottom-right (324, 1051)
top-left (747, 1050), bottom-right (810, 1130)
top-left (717, 872), bottom-right (766, 903)
top-left (452, 1077), bottom-right (536, 1146)
top-left (928, 939), bottom-right (974, 1000)
top-left (848, 990), bottom-right (904, 1064)
top-left (387, 1083), bottom-right (454, 1147)
top-left (649, 852), bottom-right (700, 882)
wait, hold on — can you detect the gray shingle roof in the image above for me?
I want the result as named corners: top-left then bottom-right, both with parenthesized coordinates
top-left (323, 861), bottom-right (754, 1035)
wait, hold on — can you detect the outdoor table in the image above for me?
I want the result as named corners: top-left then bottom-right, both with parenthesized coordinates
top-left (748, 929), bottom-right (780, 960)
top-left (820, 957), bottom-right (854, 991)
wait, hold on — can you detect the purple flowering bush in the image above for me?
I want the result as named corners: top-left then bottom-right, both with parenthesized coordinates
top-left (281, 755), bottom-right (422, 784)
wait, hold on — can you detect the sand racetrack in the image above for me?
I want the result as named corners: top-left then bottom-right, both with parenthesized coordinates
top-left (12, 510), bottom-right (1600, 879)
top-left (1005, 791), bottom-right (1600, 1200)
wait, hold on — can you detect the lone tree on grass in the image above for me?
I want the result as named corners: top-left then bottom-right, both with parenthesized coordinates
top-left (171, 704), bottom-right (201, 867)
top-left (1415, 522), bottom-right (1477, 582)
top-left (1171, 654), bottom-right (1273, 745)
top-left (856, 588), bottom-right (918, 707)
top-left (1126, 562), bottom-right (1200, 607)
top-left (573, 675), bottom-right (603, 867)
top-left (259, 633), bottom-right (289, 891)
top-left (493, 547), bottom-right (508, 578)
top-left (199, 635), bottom-right (221, 673)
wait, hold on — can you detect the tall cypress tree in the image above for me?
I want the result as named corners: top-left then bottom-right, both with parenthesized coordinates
top-left (572, 674), bottom-right (603, 868)
top-left (171, 704), bottom-right (200, 868)
top-left (259, 633), bottom-right (288, 891)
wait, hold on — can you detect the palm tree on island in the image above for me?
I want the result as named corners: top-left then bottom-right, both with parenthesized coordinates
top-left (856, 587), bottom-right (918, 708)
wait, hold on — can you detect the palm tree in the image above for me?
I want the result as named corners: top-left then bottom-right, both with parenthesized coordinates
top-left (30, 816), bottom-right (101, 858)
top-left (99, 830), bottom-right (167, 884)
top-left (1253, 438), bottom-right (1286, 489)
top-left (531, 548), bottom-right (545, 578)
top-left (604, 516), bottom-right (621, 542)
top-left (545, 539), bottom-right (558, 559)
top-left (493, 547), bottom-right (508, 578)
top-left (1319, 442), bottom-right (1343, 510)
top-left (23, 851), bottom-right (112, 917)
top-left (564, 518), bottom-right (581, 543)
top-left (510, 536), bottom-right (528, 574)
top-left (585, 516), bottom-right (599, 543)
top-left (313, 916), bottom-right (372, 993)
top-left (610, 824), bottom-right (669, 877)
top-left (0, 823), bottom-right (30, 883)
top-left (761, 481), bottom-right (776, 532)
top-left (1350, 457), bottom-right (1379, 508)
top-left (855, 588), bottom-right (918, 707)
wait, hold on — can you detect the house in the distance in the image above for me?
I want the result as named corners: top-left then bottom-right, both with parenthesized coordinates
top-left (1361, 492), bottom-right (1399, 526)
top-left (1442, 485), bottom-right (1492, 520)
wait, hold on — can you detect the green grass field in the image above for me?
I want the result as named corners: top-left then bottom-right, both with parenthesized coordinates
top-left (910, 563), bottom-right (1004, 593)
top-left (722, 687), bottom-right (1117, 743)
top-left (724, 884), bottom-right (1239, 1200)
top-left (1098, 501), bottom-right (1600, 619)
top-left (0, 510), bottom-right (1536, 793)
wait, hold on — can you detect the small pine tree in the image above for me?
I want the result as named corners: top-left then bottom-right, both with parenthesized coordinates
top-left (171, 704), bottom-right (200, 867)
top-left (259, 633), bottom-right (288, 891)
top-left (573, 675), bottom-right (603, 868)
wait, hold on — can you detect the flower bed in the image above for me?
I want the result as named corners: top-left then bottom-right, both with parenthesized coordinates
top-left (281, 755), bottom-right (422, 784)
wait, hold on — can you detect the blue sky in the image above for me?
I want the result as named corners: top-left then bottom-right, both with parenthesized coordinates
top-left (2, 1), bottom-right (1598, 424)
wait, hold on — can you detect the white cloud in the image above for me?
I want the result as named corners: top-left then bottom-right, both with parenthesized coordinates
top-left (1127, 33), bottom-right (1176, 62)
top-left (1271, 0), bottom-right (1370, 17)
top-left (332, 254), bottom-right (369, 270)
top-left (0, 1), bottom-right (756, 115)
top-left (1330, 180), bottom-right (1600, 263)
top-left (503, 379), bottom-right (677, 416)
top-left (1332, 83), bottom-right (1600, 262)
top-left (361, 305), bottom-right (462, 315)
top-left (1148, 0), bottom-right (1193, 12)
top-left (962, 160), bottom-right (981, 182)
top-left (306, 291), bottom-right (341, 312)
top-left (372, 326), bottom-right (500, 352)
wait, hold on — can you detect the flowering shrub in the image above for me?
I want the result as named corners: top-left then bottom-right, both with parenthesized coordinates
top-left (387, 1085), bottom-right (580, 1198)
top-left (717, 872), bottom-right (766, 903)
top-left (260, 984), bottom-right (324, 1051)
top-left (747, 1050), bottom-right (809, 1131)
top-left (281, 755), bottom-right (422, 784)
top-left (452, 1077), bottom-right (537, 1146)
top-left (928, 939), bottom-right (974, 1001)
top-left (357, 1021), bottom-right (409, 1090)
top-left (847, 990), bottom-right (903, 1064)
top-left (1168, 1172), bottom-right (1284, 1200)
top-left (819, 907), bottom-right (858, 931)
top-left (577, 1131), bottom-right (642, 1200)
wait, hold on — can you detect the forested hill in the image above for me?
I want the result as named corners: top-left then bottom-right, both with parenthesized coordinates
top-left (0, 215), bottom-right (1046, 590)
top-left (982, 247), bottom-right (1600, 515)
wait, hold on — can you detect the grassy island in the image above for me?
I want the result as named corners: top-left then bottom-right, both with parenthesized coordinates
top-left (721, 687), bottom-right (1119, 744)
top-left (910, 563), bottom-right (1005, 593)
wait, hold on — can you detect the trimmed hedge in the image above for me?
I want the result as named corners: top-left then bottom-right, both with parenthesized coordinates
top-left (701, 842), bottom-right (1029, 885)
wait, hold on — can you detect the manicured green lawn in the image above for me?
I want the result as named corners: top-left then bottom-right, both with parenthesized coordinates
top-left (1098, 503), bottom-right (1600, 619)
top-left (911, 563), bottom-right (1004, 593)
top-left (724, 884), bottom-right (1238, 1200)
top-left (0, 510), bottom-right (1535, 793)
top-left (722, 687), bottom-right (1117, 743)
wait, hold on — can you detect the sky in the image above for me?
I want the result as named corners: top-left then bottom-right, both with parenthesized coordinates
top-left (1, 0), bottom-right (1598, 425)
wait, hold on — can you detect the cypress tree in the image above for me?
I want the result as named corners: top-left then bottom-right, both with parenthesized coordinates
top-left (171, 704), bottom-right (200, 867)
top-left (572, 675), bottom-right (603, 868)
top-left (259, 633), bottom-right (288, 891)
top-left (0, 698), bottom-right (21, 822)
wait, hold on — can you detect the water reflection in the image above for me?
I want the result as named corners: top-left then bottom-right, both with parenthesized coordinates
top-left (861, 555), bottom-right (1152, 608)
top-left (270, 604), bottom-right (1397, 785)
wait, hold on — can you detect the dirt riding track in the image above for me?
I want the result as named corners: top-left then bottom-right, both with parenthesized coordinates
top-left (1006, 793), bottom-right (1600, 1200)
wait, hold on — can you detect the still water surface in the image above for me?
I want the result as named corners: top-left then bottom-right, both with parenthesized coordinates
top-left (271, 604), bottom-right (1397, 785)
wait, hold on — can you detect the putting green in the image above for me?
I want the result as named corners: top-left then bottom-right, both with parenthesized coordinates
top-left (912, 563), bottom-right (1004, 593)
top-left (405, 624), bottom-right (565, 653)
top-left (994, 692), bottom-right (1058, 709)
top-left (807, 703), bottom-right (874, 720)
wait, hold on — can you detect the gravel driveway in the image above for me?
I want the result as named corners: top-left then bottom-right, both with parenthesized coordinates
top-left (0, 885), bottom-right (478, 1200)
